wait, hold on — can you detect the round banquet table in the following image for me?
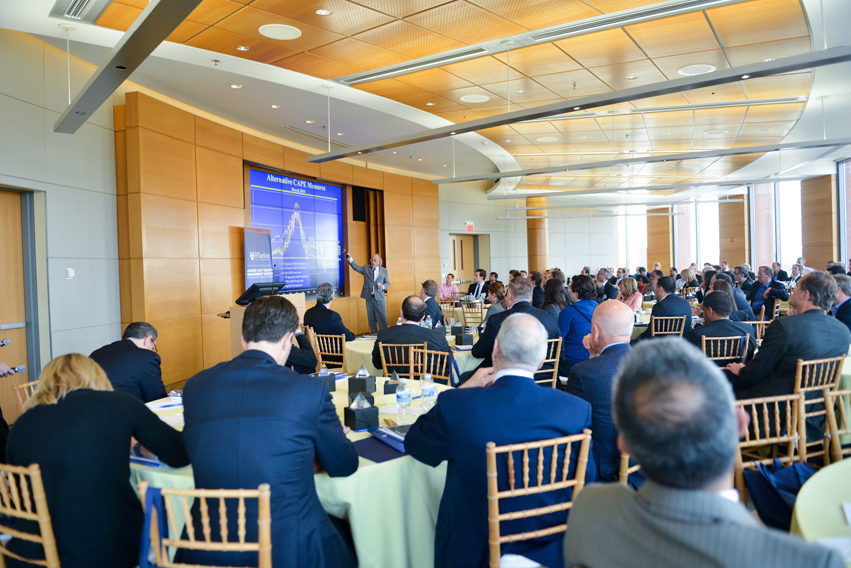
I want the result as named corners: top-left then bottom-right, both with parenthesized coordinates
top-left (130, 377), bottom-right (453, 568)
top-left (344, 333), bottom-right (484, 379)
top-left (790, 458), bottom-right (851, 566)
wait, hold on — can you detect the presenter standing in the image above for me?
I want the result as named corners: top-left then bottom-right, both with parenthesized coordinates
top-left (344, 249), bottom-right (390, 334)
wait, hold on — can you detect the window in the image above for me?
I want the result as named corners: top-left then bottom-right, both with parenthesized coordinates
top-left (696, 201), bottom-right (719, 265)
top-left (775, 180), bottom-right (802, 270)
top-left (626, 207), bottom-right (647, 271)
top-left (674, 202), bottom-right (696, 270)
top-left (751, 182), bottom-right (776, 267)
top-left (839, 159), bottom-right (851, 265)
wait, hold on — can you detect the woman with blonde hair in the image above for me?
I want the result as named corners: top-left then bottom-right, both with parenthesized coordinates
top-left (617, 276), bottom-right (643, 312)
top-left (6, 353), bottom-right (188, 567)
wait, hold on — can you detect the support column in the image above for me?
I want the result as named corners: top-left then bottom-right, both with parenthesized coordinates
top-left (526, 196), bottom-right (549, 272)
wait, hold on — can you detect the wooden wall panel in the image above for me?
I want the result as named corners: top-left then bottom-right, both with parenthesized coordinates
top-left (413, 225), bottom-right (439, 258)
top-left (116, 194), bottom-right (130, 260)
top-left (196, 147), bottom-right (245, 208)
top-left (331, 296), bottom-right (360, 335)
top-left (114, 106), bottom-right (127, 196)
top-left (195, 116), bottom-right (242, 157)
top-left (140, 194), bottom-right (199, 258)
top-left (129, 258), bottom-right (146, 322)
top-left (129, 127), bottom-right (197, 200)
top-left (201, 314), bottom-right (231, 368)
top-left (143, 258), bottom-right (201, 320)
top-left (198, 203), bottom-right (244, 259)
top-left (385, 225), bottom-right (415, 291)
top-left (353, 167), bottom-right (383, 189)
top-left (0, 191), bottom-right (25, 324)
top-left (151, 316), bottom-right (203, 389)
top-left (125, 91), bottom-right (195, 143)
top-left (319, 160), bottom-right (353, 185)
top-left (243, 134), bottom-right (284, 170)
top-left (802, 175), bottom-right (838, 269)
top-left (383, 172), bottom-right (412, 193)
top-left (199, 258), bottom-right (241, 314)
top-left (719, 198), bottom-right (749, 266)
top-left (283, 148), bottom-right (319, 178)
top-left (526, 196), bottom-right (549, 272)
top-left (384, 189), bottom-right (413, 226)
top-left (118, 258), bottom-right (132, 323)
top-left (646, 206), bottom-right (673, 270)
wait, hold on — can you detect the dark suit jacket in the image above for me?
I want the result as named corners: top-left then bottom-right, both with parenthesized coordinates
top-left (776, 270), bottom-right (790, 282)
top-left (181, 350), bottom-right (358, 567)
top-left (746, 280), bottom-right (789, 318)
top-left (733, 309), bottom-right (851, 399)
top-left (467, 281), bottom-right (487, 298)
top-left (287, 333), bottom-right (318, 374)
top-left (834, 299), bottom-right (851, 333)
top-left (685, 318), bottom-right (756, 364)
top-left (303, 303), bottom-right (355, 341)
top-left (89, 339), bottom-right (166, 402)
top-left (371, 323), bottom-right (451, 373)
top-left (406, 375), bottom-right (595, 568)
top-left (566, 343), bottom-right (631, 482)
top-left (601, 281), bottom-right (618, 300)
top-left (532, 285), bottom-right (544, 308)
top-left (739, 277), bottom-right (754, 295)
top-left (424, 296), bottom-right (445, 327)
top-left (471, 301), bottom-right (560, 368)
top-left (635, 293), bottom-right (692, 341)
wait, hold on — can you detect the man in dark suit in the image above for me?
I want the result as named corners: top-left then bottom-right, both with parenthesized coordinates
top-left (566, 300), bottom-right (636, 483)
top-left (734, 265), bottom-right (754, 295)
top-left (181, 295), bottom-right (358, 567)
top-left (471, 277), bottom-right (560, 368)
top-left (772, 262), bottom-right (789, 282)
top-left (419, 279), bottom-right (445, 328)
top-left (89, 322), bottom-right (166, 402)
top-left (595, 268), bottom-right (618, 301)
top-left (714, 272), bottom-right (753, 317)
top-left (371, 295), bottom-right (451, 374)
top-left (831, 274), bottom-right (851, 333)
top-left (564, 338), bottom-right (843, 568)
top-left (303, 282), bottom-right (355, 341)
top-left (344, 249), bottom-right (389, 334)
top-left (467, 268), bottom-right (488, 299)
top-left (747, 265), bottom-right (789, 319)
top-left (407, 313), bottom-right (594, 568)
top-left (530, 270), bottom-right (545, 308)
top-left (726, 272), bottom-right (851, 441)
top-left (634, 276), bottom-right (692, 342)
top-left (686, 291), bottom-right (756, 364)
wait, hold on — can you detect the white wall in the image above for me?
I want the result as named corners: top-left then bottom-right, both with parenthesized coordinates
top-left (548, 213), bottom-right (619, 276)
top-left (0, 30), bottom-right (125, 358)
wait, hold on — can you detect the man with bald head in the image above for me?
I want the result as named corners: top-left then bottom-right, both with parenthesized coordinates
top-left (566, 300), bottom-right (636, 483)
top-left (370, 295), bottom-right (450, 375)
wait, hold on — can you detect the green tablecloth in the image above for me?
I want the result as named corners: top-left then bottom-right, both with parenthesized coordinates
top-left (131, 378), bottom-right (453, 568)
top-left (345, 335), bottom-right (484, 380)
top-left (790, 458), bottom-right (851, 566)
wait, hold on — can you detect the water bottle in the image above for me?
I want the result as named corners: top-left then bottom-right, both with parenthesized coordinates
top-left (319, 365), bottom-right (329, 376)
top-left (424, 315), bottom-right (433, 328)
top-left (420, 373), bottom-right (436, 412)
top-left (396, 316), bottom-right (403, 326)
top-left (395, 378), bottom-right (412, 424)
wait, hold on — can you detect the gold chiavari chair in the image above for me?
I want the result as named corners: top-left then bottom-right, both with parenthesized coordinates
top-left (461, 302), bottom-right (484, 327)
top-left (533, 338), bottom-right (562, 388)
top-left (701, 335), bottom-right (750, 364)
top-left (739, 320), bottom-right (770, 348)
top-left (824, 389), bottom-right (851, 463)
top-left (301, 326), bottom-right (322, 373)
top-left (793, 356), bottom-right (846, 463)
top-left (0, 463), bottom-right (59, 568)
top-left (15, 380), bottom-right (39, 412)
top-left (411, 346), bottom-right (452, 385)
top-left (314, 333), bottom-right (347, 371)
top-left (618, 452), bottom-right (641, 485)
top-left (378, 342), bottom-right (427, 380)
top-left (650, 315), bottom-right (686, 337)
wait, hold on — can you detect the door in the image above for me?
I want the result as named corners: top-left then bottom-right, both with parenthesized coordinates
top-left (450, 234), bottom-right (476, 283)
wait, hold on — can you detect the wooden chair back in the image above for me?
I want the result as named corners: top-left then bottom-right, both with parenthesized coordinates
top-left (486, 429), bottom-right (592, 568)
top-left (0, 463), bottom-right (60, 567)
top-left (15, 380), bottom-right (39, 412)
top-left (314, 333), bottom-right (347, 371)
top-left (650, 315), bottom-right (686, 337)
top-left (137, 482), bottom-right (272, 568)
top-left (533, 338), bottom-right (562, 388)
top-left (438, 300), bottom-right (455, 314)
top-left (461, 302), bottom-right (484, 327)
top-left (411, 347), bottom-right (452, 385)
top-left (793, 355), bottom-right (846, 461)
top-left (301, 326), bottom-right (323, 372)
top-left (734, 393), bottom-right (805, 503)
top-left (700, 335), bottom-right (750, 364)
top-left (378, 342), bottom-right (427, 379)
top-left (618, 452), bottom-right (641, 485)
top-left (825, 389), bottom-right (851, 463)
top-left (679, 287), bottom-right (697, 298)
top-left (757, 302), bottom-right (781, 321)
top-left (740, 320), bottom-right (769, 348)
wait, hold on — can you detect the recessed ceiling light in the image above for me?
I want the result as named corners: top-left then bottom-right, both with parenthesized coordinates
top-left (460, 94), bottom-right (490, 103)
top-left (258, 24), bottom-right (302, 40)
top-left (677, 63), bottom-right (717, 76)
top-left (442, 164), bottom-right (447, 167)
top-left (425, 102), bottom-right (436, 106)
top-left (315, 9), bottom-right (332, 16)
top-left (336, 132), bottom-right (345, 136)
top-left (741, 74), bottom-right (750, 79)
top-left (703, 129), bottom-right (728, 136)
top-left (536, 136), bottom-right (559, 143)
top-left (625, 75), bottom-right (638, 80)
top-left (581, 135), bottom-right (588, 140)
top-left (392, 151), bottom-right (397, 154)
top-left (450, 131), bottom-right (456, 135)
top-left (270, 104), bottom-right (281, 109)
top-left (236, 45), bottom-right (250, 52)
top-left (573, 106), bottom-right (581, 110)
top-left (229, 83), bottom-right (243, 89)
top-left (417, 158), bottom-right (423, 161)
top-left (305, 119), bottom-right (315, 124)
top-left (516, 89), bottom-right (525, 94)
top-left (505, 139), bottom-right (512, 143)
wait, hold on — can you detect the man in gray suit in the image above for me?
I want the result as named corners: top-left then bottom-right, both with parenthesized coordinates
top-left (344, 249), bottom-right (390, 334)
top-left (563, 338), bottom-right (843, 568)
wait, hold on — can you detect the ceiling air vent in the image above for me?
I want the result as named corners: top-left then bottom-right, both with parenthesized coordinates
top-left (49, 0), bottom-right (112, 24)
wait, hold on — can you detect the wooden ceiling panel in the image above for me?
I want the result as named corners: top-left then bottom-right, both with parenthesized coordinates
top-left (437, 85), bottom-right (508, 109)
top-left (551, 117), bottom-right (605, 133)
top-left (726, 37), bottom-right (811, 66)
top-left (533, 69), bottom-right (611, 99)
top-left (743, 102), bottom-right (805, 122)
top-left (737, 121), bottom-right (794, 137)
top-left (186, 28), bottom-right (298, 63)
top-left (167, 20), bottom-right (209, 44)
top-left (251, 0), bottom-right (394, 35)
top-left (441, 55), bottom-right (524, 85)
top-left (632, 93), bottom-right (692, 107)
top-left (653, 49), bottom-right (731, 81)
top-left (396, 67), bottom-right (473, 91)
top-left (467, 0), bottom-right (601, 30)
top-left (311, 38), bottom-right (410, 69)
top-left (693, 107), bottom-right (747, 126)
top-left (625, 11), bottom-right (720, 58)
top-left (479, 78), bottom-right (560, 104)
top-left (707, 0), bottom-right (808, 47)
top-left (595, 113), bottom-right (645, 130)
top-left (350, 0), bottom-right (458, 19)
top-left (118, 0), bottom-right (147, 7)
top-left (555, 28), bottom-right (646, 68)
top-left (217, 7), bottom-right (344, 52)
top-left (733, 137), bottom-right (784, 147)
top-left (741, 72), bottom-right (812, 99)
top-left (590, 59), bottom-right (667, 90)
top-left (406, 2), bottom-right (527, 45)
top-left (567, 131), bottom-right (612, 145)
top-left (582, 1), bottom-right (660, 11)
top-left (509, 121), bottom-right (561, 136)
top-left (647, 126), bottom-right (694, 141)
top-left (435, 106), bottom-right (508, 123)
top-left (355, 78), bottom-right (424, 99)
top-left (186, 0), bottom-right (243, 26)
top-left (392, 91), bottom-right (466, 111)
top-left (493, 43), bottom-right (582, 76)
top-left (95, 2), bottom-right (141, 31)
top-left (641, 109), bottom-right (693, 128)
top-left (353, 20), bottom-right (466, 58)
top-left (273, 52), bottom-right (363, 78)
top-left (681, 82), bottom-right (747, 104)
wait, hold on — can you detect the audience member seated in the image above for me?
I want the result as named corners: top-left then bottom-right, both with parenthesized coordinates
top-left (6, 353), bottom-right (188, 567)
top-left (633, 266), bottom-right (650, 285)
top-left (489, 271), bottom-right (498, 283)
top-left (719, 260), bottom-right (734, 276)
top-left (304, 282), bottom-right (356, 341)
top-left (580, 266), bottom-right (591, 276)
top-left (772, 261), bottom-right (790, 282)
top-left (550, 268), bottom-right (572, 306)
top-left (797, 256), bottom-right (815, 274)
top-left (595, 268), bottom-right (618, 301)
top-left (747, 265), bottom-right (789, 318)
top-left (467, 269), bottom-right (488, 299)
top-left (407, 313), bottom-right (594, 568)
top-left (827, 263), bottom-right (846, 276)
top-left (472, 277), bottom-right (559, 370)
top-left (694, 269), bottom-right (715, 303)
top-left (713, 273), bottom-right (755, 320)
top-left (734, 264), bottom-right (754, 295)
top-left (438, 273), bottom-right (459, 301)
top-left (789, 263), bottom-right (804, 287)
top-left (89, 321), bottom-right (166, 402)
top-left (686, 291), bottom-right (756, 365)
top-left (541, 278), bottom-right (567, 319)
top-left (483, 281), bottom-right (507, 327)
top-left (420, 279), bottom-right (445, 328)
top-left (566, 300), bottom-right (637, 484)
top-left (372, 295), bottom-right (451, 375)
top-left (616, 276), bottom-right (642, 312)
top-left (563, 338), bottom-right (844, 568)
top-left (643, 269), bottom-right (665, 298)
top-left (286, 328), bottom-right (319, 374)
top-left (559, 275), bottom-right (598, 376)
top-left (677, 268), bottom-right (699, 290)
top-left (530, 271), bottom-right (545, 308)
top-left (634, 276), bottom-right (692, 342)
top-left (726, 272), bottom-right (851, 442)
top-left (832, 274), bottom-right (851, 332)
top-left (182, 295), bottom-right (358, 567)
